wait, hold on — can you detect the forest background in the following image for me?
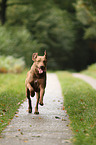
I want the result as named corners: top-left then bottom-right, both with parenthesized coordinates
top-left (0, 0), bottom-right (96, 71)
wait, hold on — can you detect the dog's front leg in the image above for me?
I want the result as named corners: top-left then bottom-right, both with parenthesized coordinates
top-left (26, 88), bottom-right (32, 113)
top-left (39, 88), bottom-right (44, 106)
top-left (34, 92), bottom-right (40, 114)
top-left (27, 83), bottom-right (35, 97)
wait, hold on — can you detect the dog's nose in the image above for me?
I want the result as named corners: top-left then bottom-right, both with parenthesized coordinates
top-left (40, 66), bottom-right (45, 70)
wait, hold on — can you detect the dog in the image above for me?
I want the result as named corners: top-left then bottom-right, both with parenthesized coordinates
top-left (25, 51), bottom-right (47, 114)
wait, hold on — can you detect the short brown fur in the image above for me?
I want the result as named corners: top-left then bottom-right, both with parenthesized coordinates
top-left (25, 51), bottom-right (47, 114)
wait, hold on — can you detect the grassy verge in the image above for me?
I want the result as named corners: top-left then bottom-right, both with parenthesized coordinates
top-left (81, 70), bottom-right (96, 79)
top-left (0, 71), bottom-right (27, 134)
top-left (57, 71), bottom-right (96, 145)
top-left (81, 64), bottom-right (96, 79)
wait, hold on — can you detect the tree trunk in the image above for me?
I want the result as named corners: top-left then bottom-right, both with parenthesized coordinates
top-left (0, 0), bottom-right (7, 25)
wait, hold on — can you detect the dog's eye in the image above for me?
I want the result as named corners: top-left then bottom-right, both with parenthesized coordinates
top-left (43, 60), bottom-right (46, 64)
top-left (37, 60), bottom-right (40, 62)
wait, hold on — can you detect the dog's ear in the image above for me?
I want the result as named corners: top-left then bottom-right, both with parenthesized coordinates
top-left (32, 53), bottom-right (38, 61)
top-left (44, 50), bottom-right (47, 59)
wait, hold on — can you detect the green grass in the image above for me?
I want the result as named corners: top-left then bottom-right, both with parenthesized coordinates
top-left (81, 63), bottom-right (96, 79)
top-left (57, 71), bottom-right (96, 145)
top-left (0, 71), bottom-right (27, 134)
top-left (81, 70), bottom-right (96, 79)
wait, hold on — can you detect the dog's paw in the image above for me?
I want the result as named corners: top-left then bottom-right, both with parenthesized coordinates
top-left (34, 111), bottom-right (39, 115)
top-left (39, 102), bottom-right (44, 106)
top-left (28, 108), bottom-right (32, 113)
top-left (39, 100), bottom-right (44, 106)
top-left (30, 91), bottom-right (35, 97)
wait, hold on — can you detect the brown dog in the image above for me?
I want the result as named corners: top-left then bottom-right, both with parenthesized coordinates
top-left (25, 51), bottom-right (47, 114)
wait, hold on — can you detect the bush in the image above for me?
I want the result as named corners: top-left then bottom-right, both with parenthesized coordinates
top-left (87, 63), bottom-right (96, 71)
top-left (0, 55), bottom-right (25, 73)
top-left (0, 26), bottom-right (41, 67)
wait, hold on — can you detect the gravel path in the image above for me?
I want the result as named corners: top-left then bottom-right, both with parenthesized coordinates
top-left (73, 73), bottom-right (96, 89)
top-left (0, 73), bottom-right (72, 145)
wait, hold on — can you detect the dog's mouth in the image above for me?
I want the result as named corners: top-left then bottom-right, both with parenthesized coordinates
top-left (38, 68), bottom-right (44, 74)
top-left (37, 66), bottom-right (45, 74)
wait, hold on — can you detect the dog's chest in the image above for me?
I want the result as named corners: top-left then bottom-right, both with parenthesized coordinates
top-left (31, 79), bottom-right (39, 92)
top-left (31, 79), bottom-right (42, 92)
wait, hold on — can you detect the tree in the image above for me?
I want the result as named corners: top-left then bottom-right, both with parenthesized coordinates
top-left (53, 0), bottom-right (76, 12)
top-left (0, 0), bottom-right (7, 25)
top-left (74, 0), bottom-right (96, 39)
top-left (0, 0), bottom-right (96, 70)
top-left (74, 0), bottom-right (96, 67)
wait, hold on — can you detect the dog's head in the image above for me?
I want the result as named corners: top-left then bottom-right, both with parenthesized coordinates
top-left (32, 51), bottom-right (47, 74)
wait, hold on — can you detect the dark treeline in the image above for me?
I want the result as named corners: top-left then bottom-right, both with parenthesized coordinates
top-left (0, 0), bottom-right (96, 71)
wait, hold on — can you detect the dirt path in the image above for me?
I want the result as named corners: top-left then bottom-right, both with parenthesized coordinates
top-left (0, 73), bottom-right (72, 145)
top-left (73, 73), bottom-right (96, 89)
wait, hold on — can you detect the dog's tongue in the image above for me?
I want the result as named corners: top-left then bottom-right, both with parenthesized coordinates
top-left (39, 68), bottom-right (43, 74)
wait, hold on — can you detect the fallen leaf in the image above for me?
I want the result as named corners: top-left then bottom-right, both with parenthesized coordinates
top-left (15, 112), bottom-right (19, 114)
top-left (62, 106), bottom-right (65, 110)
top-left (66, 124), bottom-right (70, 127)
top-left (76, 130), bottom-right (79, 132)
top-left (55, 116), bottom-right (61, 119)
top-left (32, 135), bottom-right (40, 138)
top-left (90, 124), bottom-right (94, 127)
top-left (1, 120), bottom-right (3, 123)
top-left (2, 109), bottom-right (6, 112)
top-left (24, 141), bottom-right (28, 143)
top-left (37, 136), bottom-right (40, 137)
top-left (80, 118), bottom-right (83, 121)
top-left (2, 104), bottom-right (5, 107)
top-left (53, 100), bottom-right (56, 102)
top-left (38, 117), bottom-right (42, 119)
top-left (62, 118), bottom-right (67, 121)
top-left (21, 132), bottom-right (23, 135)
top-left (62, 140), bottom-right (71, 143)
top-left (16, 135), bottom-right (18, 137)
top-left (80, 99), bottom-right (83, 102)
top-left (15, 115), bottom-right (19, 117)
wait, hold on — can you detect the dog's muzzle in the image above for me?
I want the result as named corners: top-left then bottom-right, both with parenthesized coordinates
top-left (38, 66), bottom-right (46, 74)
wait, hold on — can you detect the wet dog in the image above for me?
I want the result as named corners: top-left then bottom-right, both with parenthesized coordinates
top-left (25, 51), bottom-right (47, 114)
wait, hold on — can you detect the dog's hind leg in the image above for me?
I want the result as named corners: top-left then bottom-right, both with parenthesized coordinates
top-left (27, 88), bottom-right (32, 113)
top-left (34, 92), bottom-right (40, 114)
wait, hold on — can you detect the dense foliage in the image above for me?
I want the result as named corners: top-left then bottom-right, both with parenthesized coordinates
top-left (0, 55), bottom-right (25, 73)
top-left (0, 0), bottom-right (96, 70)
